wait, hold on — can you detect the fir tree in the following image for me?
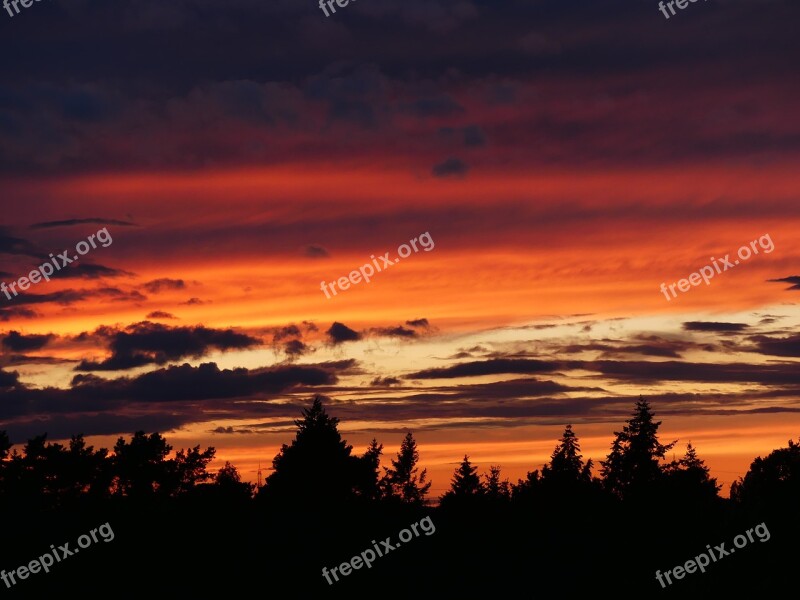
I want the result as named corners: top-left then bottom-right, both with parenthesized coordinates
top-left (442, 455), bottom-right (483, 503)
top-left (542, 424), bottom-right (593, 484)
top-left (600, 397), bottom-right (676, 499)
top-left (511, 469), bottom-right (542, 502)
top-left (483, 465), bottom-right (511, 502)
top-left (663, 442), bottom-right (721, 504)
top-left (381, 432), bottom-right (431, 505)
top-left (355, 438), bottom-right (383, 500)
top-left (263, 396), bottom-right (362, 505)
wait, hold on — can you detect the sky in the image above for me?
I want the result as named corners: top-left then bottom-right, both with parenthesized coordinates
top-left (1, 0), bottom-right (799, 497)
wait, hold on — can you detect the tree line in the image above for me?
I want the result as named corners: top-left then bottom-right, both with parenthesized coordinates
top-left (0, 395), bottom-right (797, 512)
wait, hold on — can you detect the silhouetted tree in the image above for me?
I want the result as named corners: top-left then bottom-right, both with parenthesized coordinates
top-left (1, 433), bottom-right (112, 508)
top-left (354, 438), bottom-right (383, 500)
top-left (542, 424), bottom-right (593, 485)
top-left (212, 461), bottom-right (255, 501)
top-left (0, 431), bottom-right (10, 501)
top-left (15, 435), bottom-right (75, 507)
top-left (113, 431), bottom-right (172, 499)
top-left (600, 398), bottom-right (676, 500)
top-left (663, 443), bottom-right (720, 506)
top-left (441, 455), bottom-right (483, 507)
top-left (483, 465), bottom-right (511, 503)
top-left (170, 445), bottom-right (216, 495)
top-left (0, 431), bottom-right (10, 461)
top-left (381, 432), bottom-right (431, 505)
top-left (512, 468), bottom-right (542, 502)
top-left (59, 434), bottom-right (112, 503)
top-left (731, 438), bottom-right (800, 512)
top-left (511, 425), bottom-right (599, 508)
top-left (261, 396), bottom-right (365, 505)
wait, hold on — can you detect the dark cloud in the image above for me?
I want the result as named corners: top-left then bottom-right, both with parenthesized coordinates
top-left (2, 331), bottom-right (56, 352)
top-left (406, 318), bottom-right (430, 328)
top-left (95, 288), bottom-right (148, 302)
top-left (3, 414), bottom-right (190, 441)
top-left (0, 359), bottom-right (351, 429)
top-left (632, 334), bottom-right (718, 354)
top-left (463, 125), bottom-right (486, 147)
top-left (401, 95), bottom-right (464, 118)
top-left (369, 326), bottom-right (417, 338)
top-left (0, 0), bottom-right (795, 174)
top-left (4, 354), bottom-right (73, 366)
top-left (143, 278), bottom-right (186, 293)
top-left (272, 324), bottom-right (302, 342)
top-left (573, 360), bottom-right (800, 386)
top-left (561, 342), bottom-right (615, 354)
top-left (324, 378), bottom-right (609, 425)
top-left (211, 426), bottom-right (236, 434)
top-left (407, 358), bottom-right (557, 379)
top-left (117, 361), bottom-right (341, 401)
top-left (682, 321), bottom-right (750, 332)
top-left (438, 125), bottom-right (485, 147)
top-left (326, 322), bottom-right (362, 344)
top-left (449, 377), bottom-right (590, 400)
top-left (52, 263), bottom-right (132, 280)
top-left (7, 287), bottom-right (146, 307)
top-left (74, 321), bottom-right (262, 371)
top-left (517, 32), bottom-right (562, 56)
top-left (432, 157), bottom-right (469, 178)
top-left (0, 369), bottom-right (20, 388)
top-left (284, 339), bottom-right (309, 358)
top-left (404, 355), bottom-right (800, 387)
top-left (304, 244), bottom-right (330, 258)
top-left (0, 307), bottom-right (39, 322)
top-left (8, 289), bottom-right (91, 306)
top-left (768, 276), bottom-right (800, 291)
top-left (561, 342), bottom-right (682, 358)
top-left (305, 63), bottom-right (390, 128)
top-left (0, 229), bottom-right (39, 257)
top-left (180, 297), bottom-right (207, 305)
top-left (748, 334), bottom-right (800, 358)
top-left (29, 218), bottom-right (137, 230)
top-left (613, 345), bottom-right (682, 358)
top-left (146, 311), bottom-right (177, 319)
top-left (370, 376), bottom-right (402, 387)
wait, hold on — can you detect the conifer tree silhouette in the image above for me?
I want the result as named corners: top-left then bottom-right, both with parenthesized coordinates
top-left (542, 424), bottom-right (593, 485)
top-left (355, 438), bottom-right (383, 500)
top-left (262, 395), bottom-right (363, 505)
top-left (441, 455), bottom-right (483, 507)
top-left (663, 442), bottom-right (720, 505)
top-left (600, 398), bottom-right (676, 500)
top-left (483, 465), bottom-right (511, 502)
top-left (381, 432), bottom-right (431, 504)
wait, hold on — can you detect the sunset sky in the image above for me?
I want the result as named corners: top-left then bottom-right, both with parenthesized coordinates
top-left (1, 0), bottom-right (799, 497)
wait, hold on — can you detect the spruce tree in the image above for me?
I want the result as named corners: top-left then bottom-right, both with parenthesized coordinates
top-left (600, 397), bottom-right (676, 499)
top-left (543, 424), bottom-right (593, 484)
top-left (381, 432), bottom-right (431, 505)
top-left (355, 438), bottom-right (383, 500)
top-left (511, 469), bottom-right (542, 502)
top-left (483, 465), bottom-right (511, 502)
top-left (445, 455), bottom-right (483, 497)
top-left (263, 395), bottom-right (361, 505)
top-left (663, 443), bottom-right (720, 505)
